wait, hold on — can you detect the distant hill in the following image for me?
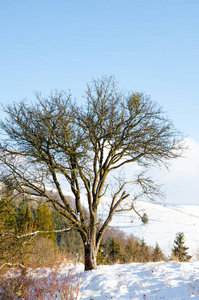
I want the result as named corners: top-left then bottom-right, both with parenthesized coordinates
top-left (109, 200), bottom-right (199, 259)
top-left (61, 190), bottom-right (199, 259)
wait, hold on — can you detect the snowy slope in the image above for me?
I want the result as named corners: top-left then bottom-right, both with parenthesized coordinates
top-left (79, 261), bottom-right (199, 300)
top-left (62, 190), bottom-right (199, 258)
top-left (3, 192), bottom-right (199, 299)
top-left (109, 201), bottom-right (199, 258)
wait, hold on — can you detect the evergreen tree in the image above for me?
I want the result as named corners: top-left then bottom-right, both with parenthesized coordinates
top-left (117, 240), bottom-right (127, 263)
top-left (0, 199), bottom-right (35, 266)
top-left (34, 202), bottom-right (56, 241)
top-left (108, 237), bottom-right (119, 263)
top-left (52, 209), bottom-right (84, 256)
top-left (139, 238), bottom-right (150, 262)
top-left (172, 232), bottom-right (190, 262)
top-left (97, 241), bottom-right (106, 265)
top-left (140, 238), bottom-right (148, 250)
top-left (141, 213), bottom-right (149, 224)
top-left (0, 197), bottom-right (16, 232)
top-left (125, 239), bottom-right (135, 262)
top-left (52, 209), bottom-right (67, 246)
top-left (35, 202), bottom-right (55, 231)
top-left (24, 204), bottom-right (35, 233)
top-left (16, 202), bottom-right (34, 234)
top-left (153, 242), bottom-right (163, 261)
top-left (0, 195), bottom-right (17, 264)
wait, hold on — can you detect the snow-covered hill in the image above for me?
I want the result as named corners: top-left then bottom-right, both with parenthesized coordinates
top-left (109, 200), bottom-right (199, 258)
top-left (3, 192), bottom-right (199, 299)
top-left (63, 190), bottom-right (199, 259)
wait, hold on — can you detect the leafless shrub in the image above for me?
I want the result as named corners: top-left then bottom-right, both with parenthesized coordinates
top-left (0, 266), bottom-right (84, 300)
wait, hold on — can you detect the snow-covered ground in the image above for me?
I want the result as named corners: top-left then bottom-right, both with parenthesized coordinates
top-left (78, 261), bottom-right (199, 300)
top-left (9, 262), bottom-right (199, 299)
top-left (63, 190), bottom-right (199, 258)
top-left (4, 191), bottom-right (199, 299)
top-left (109, 201), bottom-right (199, 258)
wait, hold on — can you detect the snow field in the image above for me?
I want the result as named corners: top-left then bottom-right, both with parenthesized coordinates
top-left (9, 262), bottom-right (198, 299)
top-left (109, 201), bottom-right (199, 258)
top-left (77, 261), bottom-right (199, 299)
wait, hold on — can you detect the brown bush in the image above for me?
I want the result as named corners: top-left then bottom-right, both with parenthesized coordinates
top-left (0, 266), bottom-right (84, 300)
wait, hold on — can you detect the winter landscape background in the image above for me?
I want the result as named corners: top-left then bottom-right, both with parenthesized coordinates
top-left (1, 1), bottom-right (199, 299)
top-left (2, 196), bottom-right (199, 299)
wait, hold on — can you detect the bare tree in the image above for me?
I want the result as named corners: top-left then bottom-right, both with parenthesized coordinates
top-left (0, 76), bottom-right (183, 270)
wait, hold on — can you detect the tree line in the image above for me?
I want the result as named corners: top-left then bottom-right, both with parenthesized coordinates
top-left (0, 193), bottom-right (191, 271)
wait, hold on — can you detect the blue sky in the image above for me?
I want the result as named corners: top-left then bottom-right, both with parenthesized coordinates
top-left (0, 0), bottom-right (199, 204)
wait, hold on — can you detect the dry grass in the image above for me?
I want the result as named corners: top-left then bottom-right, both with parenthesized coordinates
top-left (0, 236), bottom-right (84, 299)
top-left (0, 265), bottom-right (84, 300)
top-left (27, 237), bottom-right (71, 268)
top-left (0, 237), bottom-right (70, 272)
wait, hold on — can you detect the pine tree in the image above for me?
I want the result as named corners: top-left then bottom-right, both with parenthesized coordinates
top-left (35, 202), bottom-right (55, 240)
top-left (139, 238), bottom-right (150, 262)
top-left (0, 195), bottom-right (17, 264)
top-left (125, 239), bottom-right (135, 262)
top-left (52, 209), bottom-right (84, 256)
top-left (117, 239), bottom-right (126, 263)
top-left (108, 237), bottom-right (119, 263)
top-left (35, 202), bottom-right (55, 231)
top-left (141, 213), bottom-right (149, 224)
top-left (24, 204), bottom-right (35, 233)
top-left (16, 202), bottom-right (34, 234)
top-left (0, 200), bottom-right (35, 266)
top-left (153, 242), bottom-right (163, 261)
top-left (0, 197), bottom-right (16, 232)
top-left (172, 232), bottom-right (190, 262)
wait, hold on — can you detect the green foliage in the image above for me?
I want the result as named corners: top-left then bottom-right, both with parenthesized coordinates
top-left (52, 209), bottom-right (83, 257)
top-left (0, 200), bottom-right (35, 266)
top-left (35, 202), bottom-right (55, 240)
top-left (141, 213), bottom-right (149, 224)
top-left (125, 239), bottom-right (136, 262)
top-left (0, 197), bottom-right (16, 232)
top-left (97, 235), bottom-right (165, 265)
top-left (15, 202), bottom-right (35, 234)
top-left (128, 92), bottom-right (141, 112)
top-left (1, 195), bottom-right (166, 268)
top-left (172, 232), bottom-right (191, 262)
top-left (153, 242), bottom-right (164, 261)
top-left (108, 237), bottom-right (120, 263)
top-left (0, 196), bottom-right (19, 264)
top-left (0, 197), bottom-right (85, 268)
top-left (96, 241), bottom-right (105, 264)
top-left (35, 202), bottom-right (54, 231)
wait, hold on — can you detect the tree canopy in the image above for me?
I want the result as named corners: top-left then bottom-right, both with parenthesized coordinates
top-left (0, 76), bottom-right (184, 270)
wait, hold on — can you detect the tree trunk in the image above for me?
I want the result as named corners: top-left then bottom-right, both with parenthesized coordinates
top-left (84, 243), bottom-right (97, 271)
